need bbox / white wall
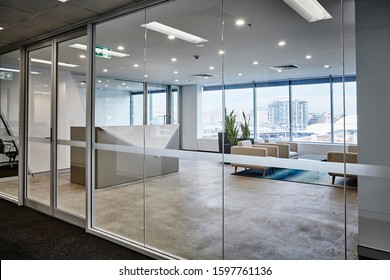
[29,71,86,173]
[181,85,202,150]
[356,0,390,256]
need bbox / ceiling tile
[0,25,45,45]
[43,3,99,24]
[20,14,70,33]
[69,0,140,14]
[0,5,32,26]
[0,0,59,13]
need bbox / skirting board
[358,245,390,260]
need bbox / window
[225,87,254,138]
[256,85,290,141]
[291,82,331,142]
[333,81,357,143]
[202,78,357,143]
[202,89,222,138]
[148,90,166,125]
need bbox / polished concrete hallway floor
[0,159,358,260]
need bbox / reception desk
[71,124,180,188]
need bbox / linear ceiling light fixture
[31,58,79,68]
[141,21,208,44]
[68,43,130,58]
[283,0,332,22]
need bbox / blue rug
[233,168,357,187]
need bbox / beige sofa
[256,142,290,158]
[255,141,298,158]
[230,140,279,175]
[327,151,357,184]
[276,141,298,158]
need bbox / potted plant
[218,108,239,153]
[240,112,251,140]
[225,109,240,146]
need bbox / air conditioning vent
[269,64,300,71]
[191,73,216,77]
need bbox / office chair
[0,139,18,167]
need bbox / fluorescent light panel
[31,58,79,68]
[141,21,208,44]
[0,67,19,73]
[68,43,129,58]
[283,0,332,22]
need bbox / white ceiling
[0,0,356,88]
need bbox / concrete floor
[0,159,358,260]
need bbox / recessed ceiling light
[117,46,124,51]
[103,69,108,72]
[106,80,110,82]
[104,85,108,87]
[305,55,312,59]
[80,82,85,85]
[57,0,68,2]
[168,35,175,40]
[97,80,102,83]
[69,43,130,58]
[253,61,259,65]
[175,79,179,82]
[122,83,126,85]
[218,50,225,55]
[210,66,214,70]
[278,41,286,46]
[144,74,148,78]
[283,0,332,22]
[195,44,204,48]
[238,73,243,76]
[174,71,178,74]
[79,54,86,59]
[236,19,245,26]
[0,27,4,31]
[278,69,283,73]
[204,77,209,80]
[171,57,177,62]
[141,21,208,44]
[324,64,331,68]
[134,64,139,68]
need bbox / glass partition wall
[24,32,87,225]
[0,50,20,200]
[87,0,357,259]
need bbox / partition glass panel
[27,45,52,205]
[89,0,358,259]
[0,50,20,199]
[93,8,147,244]
[56,35,87,217]
[223,0,356,259]
[143,0,223,258]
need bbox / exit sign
[95,45,111,59]
[0,71,13,80]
